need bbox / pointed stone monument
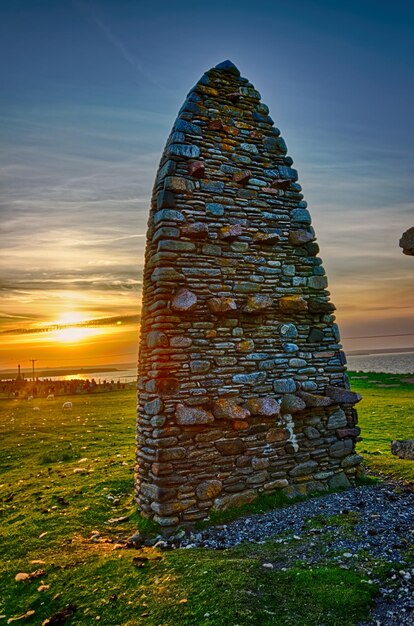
[136,61,362,529]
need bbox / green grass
[349,371,414,483]
[0,373,412,625]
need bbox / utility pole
[29,359,38,381]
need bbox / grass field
[0,373,412,625]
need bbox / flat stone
[214,60,241,76]
[245,397,280,417]
[157,447,187,462]
[329,440,353,458]
[232,371,266,385]
[146,377,180,396]
[289,461,318,477]
[200,180,225,193]
[206,203,225,216]
[327,409,348,429]
[144,398,163,416]
[241,142,259,154]
[289,229,315,246]
[157,190,176,209]
[154,209,185,225]
[212,398,251,421]
[283,343,299,353]
[146,331,168,348]
[158,239,195,252]
[215,438,246,456]
[253,231,281,244]
[273,378,296,394]
[167,143,200,158]
[308,327,324,343]
[336,427,361,439]
[279,296,308,313]
[175,404,214,425]
[188,160,205,178]
[242,294,273,314]
[181,222,209,238]
[279,323,298,339]
[308,275,328,290]
[213,489,257,511]
[328,472,351,489]
[208,297,237,314]
[291,208,311,224]
[281,394,306,414]
[266,428,289,443]
[298,391,332,407]
[236,339,255,352]
[171,288,198,312]
[264,479,289,491]
[196,480,222,500]
[151,267,184,282]
[391,440,414,460]
[308,299,336,313]
[341,454,363,468]
[164,176,194,193]
[169,335,192,348]
[174,119,202,136]
[190,360,211,374]
[325,385,362,404]
[303,426,320,439]
[219,223,243,239]
[233,170,252,184]
[263,136,287,154]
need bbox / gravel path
[176,481,414,625]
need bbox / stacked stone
[136,60,362,529]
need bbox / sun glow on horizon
[51,326,103,344]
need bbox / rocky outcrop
[391,440,414,460]
[136,60,362,528]
[399,227,414,256]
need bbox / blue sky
[1,0,413,367]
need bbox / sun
[52,327,102,344]
[50,312,102,344]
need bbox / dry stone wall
[136,60,362,529]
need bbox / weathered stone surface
[279,323,298,339]
[245,397,280,417]
[273,378,296,394]
[212,398,251,421]
[213,490,256,511]
[242,294,273,314]
[329,440,353,458]
[175,404,214,425]
[215,438,246,455]
[281,394,306,414]
[208,297,237,314]
[325,385,362,404]
[289,461,318,477]
[391,440,414,460]
[266,427,289,443]
[328,472,351,489]
[399,227,414,255]
[278,296,308,313]
[233,169,252,184]
[144,398,163,416]
[233,372,266,385]
[181,222,209,238]
[196,480,222,500]
[298,391,332,408]
[146,331,168,348]
[171,288,198,312]
[219,223,243,239]
[289,229,315,246]
[327,409,348,430]
[136,60,361,529]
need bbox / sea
[41,351,414,381]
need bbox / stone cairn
[136,60,362,530]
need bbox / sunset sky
[1,0,413,373]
